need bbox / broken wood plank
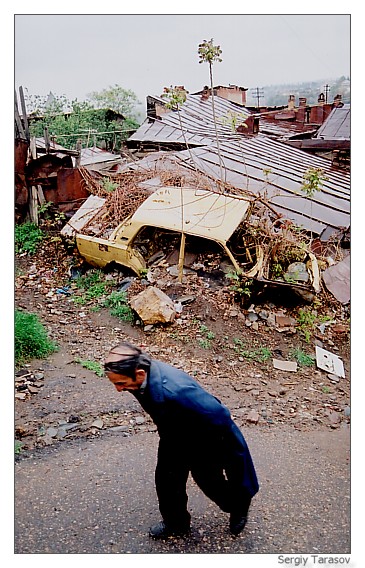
[37,185,46,206]
[19,86,30,142]
[29,186,39,225]
[14,93,26,139]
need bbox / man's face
[105,349,146,392]
[106,369,146,392]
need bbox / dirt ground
[14,237,351,453]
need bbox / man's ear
[135,369,147,383]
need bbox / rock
[247,312,258,322]
[246,409,260,424]
[228,308,240,318]
[130,287,176,325]
[109,425,129,432]
[177,295,195,305]
[284,262,309,283]
[91,419,103,429]
[56,428,68,439]
[273,359,298,372]
[328,373,340,383]
[15,393,27,400]
[135,416,146,425]
[328,411,341,425]
[275,315,297,328]
[46,427,58,438]
[34,372,44,380]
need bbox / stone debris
[246,409,260,424]
[273,359,298,372]
[129,286,177,325]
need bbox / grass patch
[15,309,58,367]
[233,338,272,362]
[102,291,135,322]
[15,222,44,254]
[73,269,112,305]
[196,324,215,349]
[75,358,104,377]
[289,348,315,367]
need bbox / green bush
[15,222,44,254]
[15,310,58,366]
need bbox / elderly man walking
[105,341,259,539]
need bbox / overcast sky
[14,13,350,112]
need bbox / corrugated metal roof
[128,94,251,147]
[259,116,318,140]
[35,137,71,159]
[315,105,350,140]
[79,146,122,166]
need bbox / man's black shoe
[229,513,247,536]
[149,521,191,539]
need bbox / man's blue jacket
[133,359,259,498]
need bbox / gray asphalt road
[15,425,350,556]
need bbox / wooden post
[178,233,186,283]
[44,127,50,153]
[75,139,82,167]
[37,185,46,206]
[29,136,37,159]
[19,86,30,142]
[29,186,38,225]
[14,92,26,139]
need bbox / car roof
[130,187,250,243]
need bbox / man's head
[104,341,151,392]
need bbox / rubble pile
[15,230,350,452]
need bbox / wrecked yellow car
[62,187,253,274]
[61,185,320,299]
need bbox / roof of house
[314,105,350,140]
[128,94,251,147]
[126,90,350,238]
[78,146,122,167]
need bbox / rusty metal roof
[35,137,71,159]
[128,94,251,147]
[259,116,319,140]
[314,105,350,140]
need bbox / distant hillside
[246,76,350,107]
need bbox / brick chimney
[333,94,343,107]
[200,85,210,101]
[297,98,308,123]
[237,115,259,135]
[288,95,295,110]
